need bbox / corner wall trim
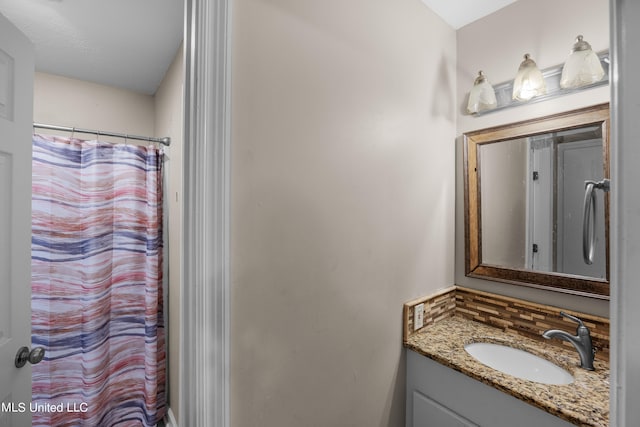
[180,0,232,426]
[165,408,179,427]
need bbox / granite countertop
[405,316,609,427]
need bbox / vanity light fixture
[512,54,546,101]
[468,51,609,116]
[467,71,498,114]
[560,35,605,89]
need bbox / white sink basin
[464,342,574,385]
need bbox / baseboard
[164,407,178,427]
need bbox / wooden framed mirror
[463,103,609,299]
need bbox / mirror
[464,103,609,298]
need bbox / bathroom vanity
[408,105,612,425]
[403,287,610,427]
[407,349,573,427]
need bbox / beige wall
[480,139,527,268]
[230,0,456,425]
[33,72,155,139]
[455,0,610,316]
[154,43,184,422]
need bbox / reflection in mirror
[480,125,605,278]
[464,104,609,298]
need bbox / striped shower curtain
[30,134,166,427]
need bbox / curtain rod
[33,123,171,146]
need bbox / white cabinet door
[412,390,478,427]
[406,350,574,427]
[0,11,34,427]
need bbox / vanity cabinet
[406,350,573,427]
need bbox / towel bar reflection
[582,178,609,264]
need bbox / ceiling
[0,0,513,95]
[0,0,184,95]
[420,0,519,29]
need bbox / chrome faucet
[542,312,595,371]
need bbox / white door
[0,12,35,427]
[556,139,605,278]
[527,136,554,272]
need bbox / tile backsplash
[404,286,610,361]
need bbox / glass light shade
[560,35,605,89]
[467,71,497,114]
[512,54,546,101]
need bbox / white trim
[180,0,232,426]
[610,0,640,424]
[609,0,619,422]
[164,408,179,427]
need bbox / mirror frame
[463,103,610,299]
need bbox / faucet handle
[560,311,586,328]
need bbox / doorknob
[15,346,46,368]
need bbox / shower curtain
[30,134,166,427]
